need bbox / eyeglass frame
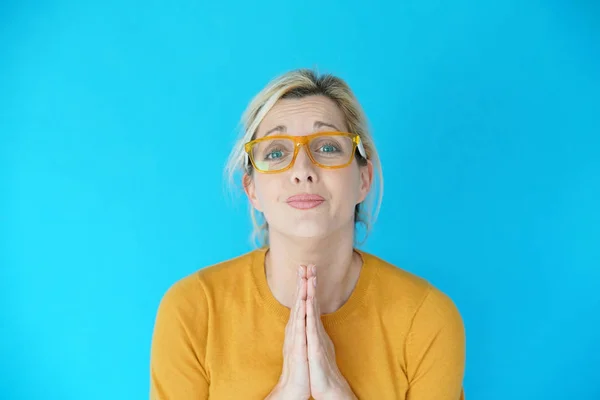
[244,131,368,174]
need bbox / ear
[243,173,264,213]
[357,160,374,203]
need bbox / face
[244,95,373,239]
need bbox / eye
[265,149,284,160]
[318,143,340,153]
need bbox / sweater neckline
[250,247,374,328]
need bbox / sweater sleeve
[405,285,466,400]
[150,276,210,400]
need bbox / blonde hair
[224,68,384,247]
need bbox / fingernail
[313,276,317,287]
[311,265,316,274]
[298,266,302,277]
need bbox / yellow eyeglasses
[244,131,368,174]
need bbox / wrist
[265,385,284,400]
[266,384,309,400]
[322,387,357,400]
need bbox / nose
[290,145,318,184]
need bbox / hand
[306,266,357,400]
[266,265,311,400]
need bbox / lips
[286,193,325,210]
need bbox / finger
[295,277,307,353]
[288,266,304,347]
[310,277,329,350]
[301,265,311,299]
[313,275,321,318]
[306,270,315,301]
[313,292,335,361]
[306,272,319,327]
[288,266,302,326]
[307,295,328,382]
[312,281,327,340]
[311,276,322,331]
[296,265,307,314]
[306,294,316,354]
[306,263,315,280]
[306,278,319,353]
[295,265,304,302]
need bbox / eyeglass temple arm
[356,137,367,159]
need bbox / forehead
[256,95,347,138]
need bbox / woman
[150,69,466,400]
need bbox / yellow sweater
[150,248,466,400]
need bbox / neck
[264,224,362,314]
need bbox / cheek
[253,176,282,206]
[324,169,362,204]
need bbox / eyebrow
[264,121,341,137]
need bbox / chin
[276,220,332,239]
[291,225,331,239]
[267,208,353,239]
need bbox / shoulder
[359,250,463,327]
[156,249,259,313]
[360,250,430,305]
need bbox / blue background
[1,0,599,399]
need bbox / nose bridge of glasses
[290,137,317,168]
[294,135,310,147]
[293,136,312,157]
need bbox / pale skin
[243,95,374,400]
